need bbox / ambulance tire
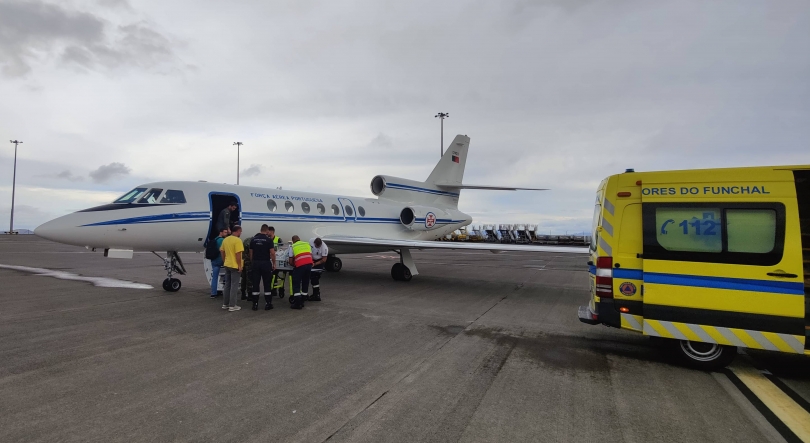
[671,339,736,370]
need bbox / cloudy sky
[1,0,808,233]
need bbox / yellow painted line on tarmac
[729,362,810,442]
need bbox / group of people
[208,202,328,312]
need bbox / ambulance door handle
[767,272,798,278]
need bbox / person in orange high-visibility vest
[287,235,313,309]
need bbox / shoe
[291,304,303,310]
[229,306,242,312]
[265,303,273,310]
[221,305,228,310]
[252,302,258,311]
[308,294,321,302]
[210,294,217,299]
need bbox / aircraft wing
[321,236,589,254]
[433,183,549,191]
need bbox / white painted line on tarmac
[0,264,153,289]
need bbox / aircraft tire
[166,278,182,292]
[326,256,342,272]
[391,263,412,282]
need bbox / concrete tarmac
[0,236,807,442]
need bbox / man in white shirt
[308,237,328,301]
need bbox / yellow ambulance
[578,166,809,369]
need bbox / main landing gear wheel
[162,278,182,292]
[391,263,412,282]
[325,256,342,272]
[669,339,737,370]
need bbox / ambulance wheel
[326,256,342,272]
[163,278,181,292]
[391,263,412,282]
[672,339,736,370]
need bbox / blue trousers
[210,262,223,295]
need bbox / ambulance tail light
[595,256,613,298]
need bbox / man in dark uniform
[249,224,277,311]
[217,201,238,234]
[308,237,328,301]
[240,231,254,300]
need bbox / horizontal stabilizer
[434,183,549,191]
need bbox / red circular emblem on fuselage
[425,212,436,228]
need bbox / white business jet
[35,135,587,291]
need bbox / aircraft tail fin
[426,135,470,186]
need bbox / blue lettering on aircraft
[250,193,323,203]
[642,185,769,196]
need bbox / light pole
[233,142,243,185]
[435,112,449,157]
[7,140,22,234]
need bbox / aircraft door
[338,198,357,222]
[208,193,242,243]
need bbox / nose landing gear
[153,251,187,292]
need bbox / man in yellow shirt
[220,225,244,312]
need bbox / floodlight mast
[7,140,22,234]
[233,142,243,185]
[435,112,449,157]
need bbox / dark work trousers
[251,260,274,304]
[291,264,313,308]
[310,263,324,295]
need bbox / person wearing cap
[308,237,328,301]
[217,201,238,234]
[287,235,313,309]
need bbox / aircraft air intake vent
[370,176,386,196]
[400,207,415,227]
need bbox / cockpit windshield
[113,187,147,204]
[137,188,164,204]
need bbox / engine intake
[399,205,447,231]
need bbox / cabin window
[159,190,186,204]
[113,187,147,204]
[317,203,326,215]
[137,188,163,204]
[726,209,776,253]
[267,200,277,212]
[345,205,353,216]
[301,202,311,214]
[285,201,294,213]
[358,206,366,217]
[331,204,340,215]
[642,202,786,266]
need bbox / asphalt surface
[0,236,808,443]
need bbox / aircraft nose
[35,216,71,243]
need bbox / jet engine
[400,206,453,231]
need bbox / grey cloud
[369,133,393,148]
[240,164,262,177]
[55,170,84,182]
[89,162,131,183]
[0,0,179,77]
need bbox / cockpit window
[137,188,164,204]
[160,190,187,204]
[113,187,148,204]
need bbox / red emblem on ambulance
[619,282,637,296]
[425,212,436,228]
